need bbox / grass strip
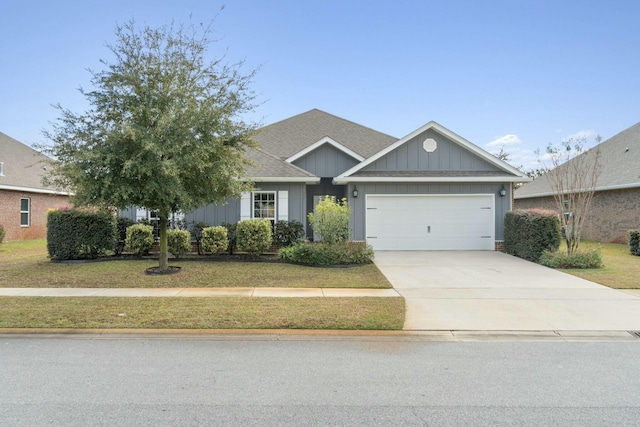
[0,297,405,330]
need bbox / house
[0,132,71,241]
[126,109,529,250]
[515,121,640,243]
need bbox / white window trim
[252,191,277,221]
[20,197,30,227]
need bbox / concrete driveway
[374,251,640,331]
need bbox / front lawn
[0,239,391,289]
[559,241,640,289]
[0,297,405,330]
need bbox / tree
[43,20,258,272]
[539,137,601,255]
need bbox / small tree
[539,137,601,255]
[42,19,258,272]
[308,196,350,244]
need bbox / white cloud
[562,129,597,142]
[486,134,522,148]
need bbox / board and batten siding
[346,182,511,242]
[361,129,501,173]
[292,144,360,177]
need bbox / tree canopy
[43,20,258,270]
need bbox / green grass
[0,297,405,330]
[558,241,640,289]
[0,239,391,289]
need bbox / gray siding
[184,182,307,226]
[347,182,512,242]
[292,144,360,177]
[362,129,501,173]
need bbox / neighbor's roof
[252,109,397,160]
[516,121,640,199]
[0,132,63,194]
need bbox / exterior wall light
[499,185,507,197]
[352,186,359,198]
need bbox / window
[20,198,30,227]
[253,192,276,221]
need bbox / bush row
[630,230,640,256]
[278,242,374,266]
[504,209,561,262]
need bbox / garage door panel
[366,195,494,251]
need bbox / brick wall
[0,189,71,242]
[514,187,640,243]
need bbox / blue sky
[1,0,639,170]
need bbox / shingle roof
[516,121,640,198]
[244,146,318,180]
[0,132,58,192]
[252,109,397,160]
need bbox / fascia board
[337,121,528,179]
[242,177,321,184]
[286,137,365,163]
[333,176,532,185]
[0,184,71,195]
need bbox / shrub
[167,229,191,259]
[273,220,305,247]
[504,209,561,262]
[236,219,272,257]
[190,222,209,255]
[221,222,237,254]
[630,230,640,256]
[201,226,229,255]
[0,224,5,244]
[278,241,374,266]
[308,196,350,244]
[115,217,135,255]
[539,249,603,269]
[47,209,117,260]
[124,224,154,257]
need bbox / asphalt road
[2,334,640,426]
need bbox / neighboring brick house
[515,122,640,243]
[0,132,71,242]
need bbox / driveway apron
[374,251,640,331]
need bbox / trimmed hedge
[278,242,374,266]
[539,249,603,269]
[273,220,305,247]
[630,230,640,256]
[47,209,117,260]
[201,226,229,255]
[236,219,272,257]
[504,209,561,262]
[167,229,191,259]
[124,224,154,257]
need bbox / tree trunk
[158,212,169,271]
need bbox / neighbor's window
[0,162,4,176]
[20,198,30,226]
[253,192,276,221]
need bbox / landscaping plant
[504,209,561,262]
[167,229,191,259]
[279,241,374,266]
[539,248,603,269]
[629,230,640,256]
[124,224,154,257]
[201,226,229,255]
[236,219,272,257]
[307,196,350,244]
[272,220,305,247]
[47,208,116,260]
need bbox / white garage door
[366,194,495,250]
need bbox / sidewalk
[0,287,401,298]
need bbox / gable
[360,128,502,173]
[291,142,361,177]
[0,132,61,193]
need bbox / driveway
[374,251,640,331]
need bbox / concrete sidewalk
[374,251,640,332]
[0,287,400,298]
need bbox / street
[2,334,640,426]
